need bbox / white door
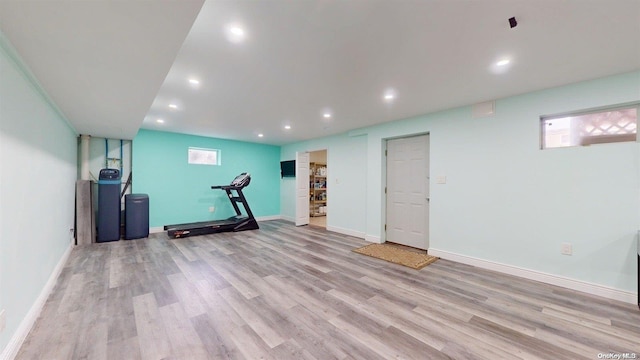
[295,152,310,226]
[386,135,430,249]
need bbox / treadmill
[164,173,259,238]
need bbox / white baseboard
[280,215,295,223]
[326,225,365,239]
[256,215,282,222]
[1,244,73,360]
[365,234,383,244]
[149,226,164,234]
[428,248,637,305]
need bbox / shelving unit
[309,162,327,217]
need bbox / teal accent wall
[282,70,640,294]
[133,129,280,227]
[0,33,77,353]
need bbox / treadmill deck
[164,217,247,231]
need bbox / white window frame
[188,147,221,165]
[540,102,639,150]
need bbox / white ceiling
[2,1,639,145]
[0,0,205,139]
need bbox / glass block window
[541,104,638,149]
[188,147,221,165]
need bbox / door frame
[382,133,430,248]
[295,148,329,226]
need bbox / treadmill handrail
[211,184,243,190]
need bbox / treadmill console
[230,173,251,188]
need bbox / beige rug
[353,243,438,270]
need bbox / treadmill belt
[165,218,246,231]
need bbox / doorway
[309,150,327,228]
[295,149,328,227]
[385,134,430,250]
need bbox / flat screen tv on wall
[280,160,295,178]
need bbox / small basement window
[541,103,639,149]
[188,147,221,165]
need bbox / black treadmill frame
[164,177,259,238]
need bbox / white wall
[281,133,367,237]
[281,70,640,296]
[0,33,77,354]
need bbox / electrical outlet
[209,206,215,213]
[561,242,573,255]
[0,309,6,333]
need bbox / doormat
[353,243,438,270]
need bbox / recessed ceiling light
[258,133,264,137]
[225,24,247,43]
[189,79,200,85]
[284,125,291,130]
[169,104,178,109]
[323,113,332,118]
[490,57,514,74]
[383,88,397,102]
[157,119,165,123]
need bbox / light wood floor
[309,215,326,228]
[16,220,640,359]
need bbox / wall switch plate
[561,243,573,255]
[209,206,215,213]
[0,309,6,333]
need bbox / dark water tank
[97,169,121,242]
[125,194,149,240]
